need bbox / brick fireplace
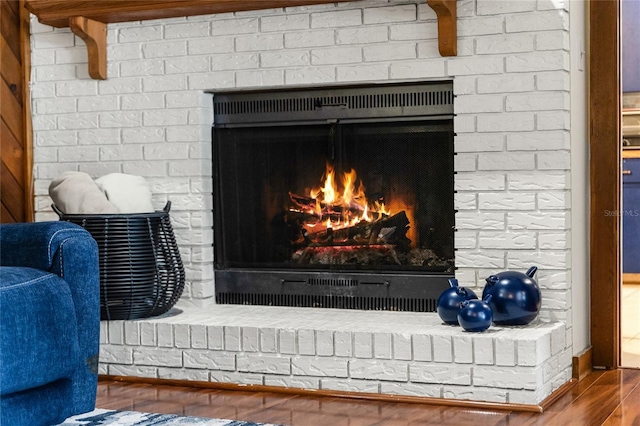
[29,0,587,407]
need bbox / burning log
[288,191,388,220]
[289,192,319,209]
[304,211,411,247]
[371,210,410,245]
[306,221,373,245]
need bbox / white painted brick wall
[30,0,578,404]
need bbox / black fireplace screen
[212,82,455,312]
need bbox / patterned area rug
[58,408,282,425]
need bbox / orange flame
[321,165,336,204]
[304,163,390,232]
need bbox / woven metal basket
[54,201,185,320]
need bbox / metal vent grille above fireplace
[213,82,453,126]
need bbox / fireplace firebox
[212,82,455,312]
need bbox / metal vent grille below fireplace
[308,278,358,287]
[216,292,438,312]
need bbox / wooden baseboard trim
[539,378,577,411]
[623,273,640,285]
[99,374,575,414]
[573,347,593,381]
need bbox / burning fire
[297,163,390,233]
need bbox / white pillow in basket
[49,171,118,214]
[95,173,155,213]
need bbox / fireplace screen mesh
[212,82,455,312]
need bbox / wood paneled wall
[1,0,33,223]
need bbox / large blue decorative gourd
[457,295,493,332]
[482,266,541,326]
[436,278,478,325]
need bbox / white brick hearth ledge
[99,303,572,408]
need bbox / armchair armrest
[0,221,92,271]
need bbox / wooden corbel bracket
[69,16,107,80]
[426,0,457,56]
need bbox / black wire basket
[53,201,185,320]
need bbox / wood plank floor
[96,369,640,425]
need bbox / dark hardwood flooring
[96,369,640,425]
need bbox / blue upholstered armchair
[0,222,101,426]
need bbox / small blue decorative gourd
[436,278,478,325]
[457,295,493,332]
[482,266,541,326]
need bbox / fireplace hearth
[213,82,455,312]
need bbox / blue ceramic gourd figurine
[482,266,541,326]
[457,295,493,332]
[436,278,478,325]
